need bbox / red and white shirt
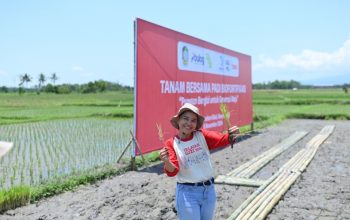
[164,129,230,183]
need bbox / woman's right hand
[159,147,169,163]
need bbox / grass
[0,92,134,125]
[252,89,350,129]
[0,186,31,213]
[253,88,350,105]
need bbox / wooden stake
[116,139,133,163]
[129,130,147,167]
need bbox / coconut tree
[38,73,46,94]
[50,72,58,85]
[19,73,32,87]
[18,73,31,94]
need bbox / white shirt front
[173,131,214,183]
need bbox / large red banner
[135,18,252,154]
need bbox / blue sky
[1,0,350,87]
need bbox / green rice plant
[0,119,133,189]
[220,103,232,128]
[0,91,134,125]
[0,185,30,213]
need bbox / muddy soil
[2,119,349,220]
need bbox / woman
[159,103,239,220]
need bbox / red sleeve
[200,129,230,150]
[163,138,179,177]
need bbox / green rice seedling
[220,103,232,128]
[0,185,30,213]
[0,119,133,189]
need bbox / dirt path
[2,119,349,220]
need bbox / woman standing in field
[159,103,239,220]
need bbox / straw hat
[170,103,205,130]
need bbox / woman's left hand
[228,126,240,143]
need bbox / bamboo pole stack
[215,131,308,186]
[227,125,335,220]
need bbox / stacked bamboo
[227,125,335,220]
[215,131,308,186]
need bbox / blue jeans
[175,183,216,220]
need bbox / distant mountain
[301,73,350,86]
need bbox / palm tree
[50,72,58,85]
[19,73,32,88]
[38,73,46,93]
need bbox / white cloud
[70,65,96,80]
[254,38,350,71]
[72,65,84,71]
[0,69,9,76]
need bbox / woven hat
[170,103,205,130]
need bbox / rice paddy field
[0,88,349,204]
[0,119,132,188]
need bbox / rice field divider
[227,125,335,220]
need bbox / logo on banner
[191,54,205,65]
[206,54,212,68]
[178,41,239,77]
[182,46,189,66]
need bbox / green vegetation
[0,91,133,125]
[251,88,350,130]
[0,88,349,213]
[0,186,30,213]
[253,80,302,89]
[0,119,133,188]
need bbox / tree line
[253,80,349,93]
[0,73,132,94]
[0,75,348,94]
[253,80,304,89]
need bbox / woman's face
[178,111,198,138]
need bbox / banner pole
[131,18,138,169]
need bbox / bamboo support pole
[227,171,281,220]
[236,172,290,220]
[247,173,298,220]
[228,131,307,178]
[228,125,335,220]
[215,175,265,187]
[239,147,295,178]
[242,146,312,219]
[245,151,306,219]
[230,148,280,176]
[279,149,306,171]
[229,145,284,176]
[253,173,299,220]
[257,173,299,220]
[241,155,304,219]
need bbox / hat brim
[170,109,204,130]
